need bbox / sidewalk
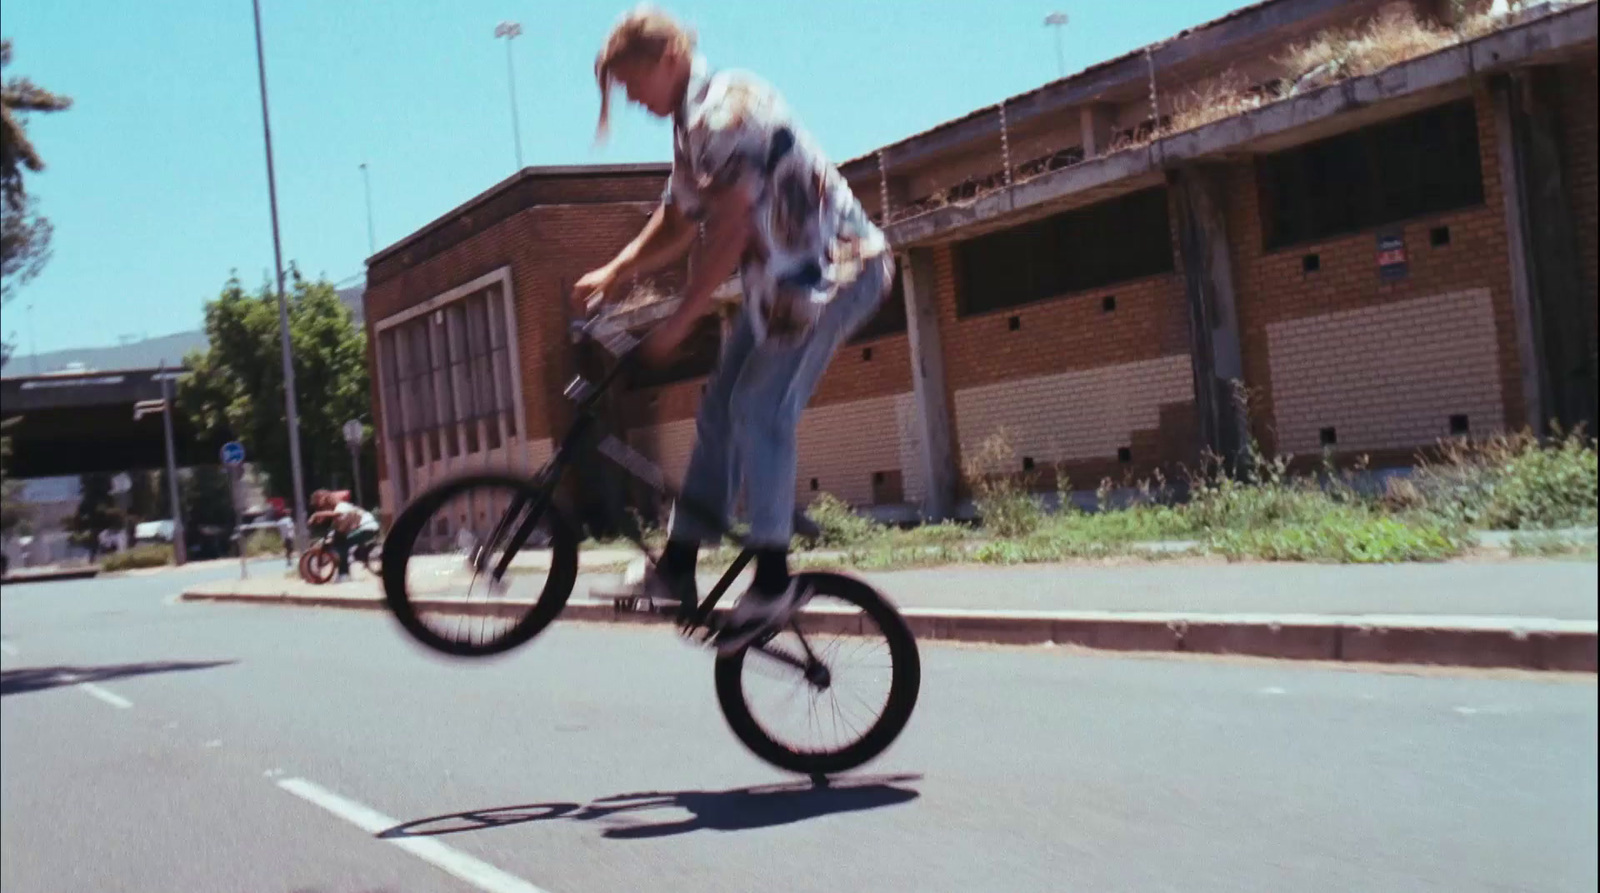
[180,554,1597,671]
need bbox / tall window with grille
[376,283,522,508]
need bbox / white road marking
[0,641,17,656]
[78,683,133,709]
[1454,705,1511,716]
[1258,686,1286,695]
[276,778,554,893]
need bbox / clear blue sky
[5,0,1238,354]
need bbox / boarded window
[849,264,908,343]
[955,187,1175,316]
[1257,99,1485,249]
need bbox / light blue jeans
[668,254,894,547]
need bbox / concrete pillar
[1492,68,1596,434]
[899,247,958,520]
[1491,73,1548,433]
[1080,104,1116,159]
[1168,164,1248,468]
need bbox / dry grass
[1280,4,1457,89]
[884,0,1551,225]
[1167,72,1275,135]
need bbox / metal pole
[231,465,246,580]
[359,162,376,256]
[159,369,186,566]
[1044,13,1068,79]
[506,38,523,169]
[350,442,364,507]
[27,305,39,374]
[496,22,524,170]
[252,0,310,551]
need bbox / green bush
[1209,509,1464,563]
[1047,504,1194,543]
[885,522,972,546]
[973,485,1045,538]
[102,543,173,571]
[804,492,882,548]
[1412,429,1599,530]
[964,432,1046,538]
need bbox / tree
[1,39,72,303]
[182,465,237,558]
[124,469,172,528]
[66,472,124,561]
[1,424,28,539]
[1,195,52,300]
[179,271,374,503]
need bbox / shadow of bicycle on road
[379,773,922,841]
[0,660,236,697]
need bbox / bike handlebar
[570,305,643,362]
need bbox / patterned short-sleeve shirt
[664,55,889,343]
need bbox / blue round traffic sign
[221,441,246,466]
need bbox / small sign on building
[1377,231,1408,281]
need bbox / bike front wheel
[714,572,921,776]
[300,546,336,585]
[381,473,577,657]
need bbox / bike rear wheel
[381,473,577,657]
[714,572,920,776]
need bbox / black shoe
[593,558,696,621]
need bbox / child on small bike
[572,5,894,653]
[308,489,380,583]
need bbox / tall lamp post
[359,162,376,256]
[1044,12,1069,79]
[251,0,310,549]
[133,365,186,566]
[494,21,525,170]
[342,419,365,507]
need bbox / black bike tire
[381,473,578,658]
[304,548,337,585]
[713,571,921,776]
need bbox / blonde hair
[594,4,696,141]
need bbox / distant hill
[3,285,365,376]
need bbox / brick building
[363,0,1598,527]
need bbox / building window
[376,282,521,504]
[849,265,908,343]
[1257,99,1485,250]
[954,187,1175,317]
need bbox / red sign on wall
[1377,231,1408,281]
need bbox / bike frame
[486,315,820,650]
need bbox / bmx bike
[379,313,920,776]
[299,525,382,585]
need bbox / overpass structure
[0,367,224,478]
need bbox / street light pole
[27,304,38,374]
[137,365,187,566]
[359,162,376,256]
[251,0,310,550]
[1044,12,1069,79]
[494,21,525,170]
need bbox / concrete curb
[2,567,101,585]
[179,588,1597,673]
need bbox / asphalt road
[2,569,1595,893]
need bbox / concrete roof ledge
[885,2,1597,248]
